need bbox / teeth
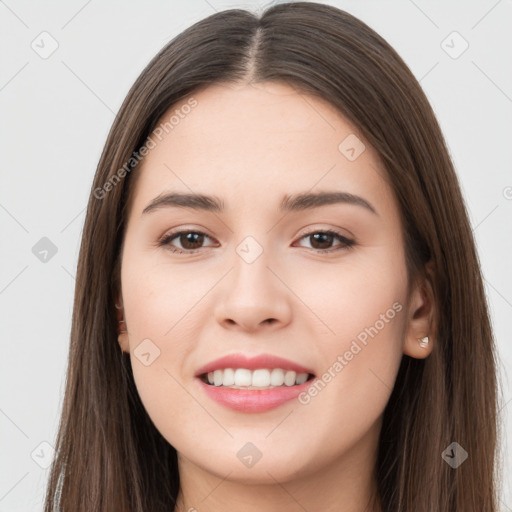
[203,368,310,388]
[284,371,296,386]
[234,368,252,387]
[295,372,308,385]
[270,368,284,386]
[223,368,235,386]
[252,369,270,387]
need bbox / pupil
[312,233,332,249]
[182,232,203,249]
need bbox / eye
[158,230,217,254]
[295,229,355,253]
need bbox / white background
[1,0,511,510]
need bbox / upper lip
[195,353,315,377]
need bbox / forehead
[128,81,394,217]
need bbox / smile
[195,353,317,412]
[200,368,313,389]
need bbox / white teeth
[203,368,310,388]
[270,368,285,386]
[213,369,223,387]
[222,368,235,386]
[234,368,252,387]
[284,370,297,386]
[252,369,270,387]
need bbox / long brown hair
[44,3,502,511]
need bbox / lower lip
[197,377,314,413]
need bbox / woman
[44,2,501,511]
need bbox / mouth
[199,368,316,390]
[195,354,317,412]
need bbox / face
[118,81,419,484]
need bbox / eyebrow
[142,190,378,216]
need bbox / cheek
[290,250,407,441]
[120,238,211,351]
[121,272,204,452]
[288,246,407,404]
[119,241,241,444]
[291,240,408,347]
[319,266,407,357]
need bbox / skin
[117,81,434,512]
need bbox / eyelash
[157,228,355,255]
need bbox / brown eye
[159,230,215,254]
[297,230,355,253]
[176,232,205,250]
[309,232,334,250]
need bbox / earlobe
[404,334,433,359]
[403,262,436,359]
[118,332,130,353]
[115,294,130,353]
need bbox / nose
[213,249,292,333]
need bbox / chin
[179,433,319,484]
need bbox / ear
[403,260,436,359]
[115,292,130,353]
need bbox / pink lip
[195,353,316,413]
[195,353,314,376]
[198,378,315,413]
